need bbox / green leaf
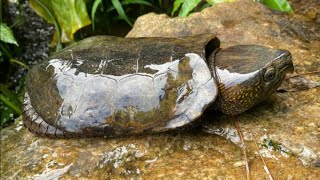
[122,0,153,6]
[178,0,201,17]
[107,0,153,12]
[29,0,91,45]
[0,23,18,46]
[206,0,237,5]
[51,0,91,42]
[29,0,62,51]
[200,2,211,10]
[29,0,56,24]
[261,0,293,13]
[111,0,133,26]
[91,0,102,31]
[171,0,184,16]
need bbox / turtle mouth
[272,51,294,89]
[280,61,294,74]
[275,59,294,88]
[277,50,294,74]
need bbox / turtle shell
[23,34,220,137]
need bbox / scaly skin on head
[210,45,294,116]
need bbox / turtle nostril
[284,51,292,61]
[278,50,291,59]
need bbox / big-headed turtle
[22,34,293,138]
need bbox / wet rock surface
[1,0,320,179]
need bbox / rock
[233,160,245,168]
[1,0,320,178]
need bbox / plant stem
[0,43,13,58]
[9,58,30,69]
[252,132,274,180]
[235,122,251,180]
[0,94,22,115]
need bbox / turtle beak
[277,50,294,74]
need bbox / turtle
[22,34,294,138]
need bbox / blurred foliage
[0,82,24,127]
[29,0,92,51]
[172,0,292,17]
[29,0,293,46]
[89,0,161,34]
[171,0,201,17]
[257,0,293,13]
[29,0,161,47]
[0,26,27,128]
[0,1,29,128]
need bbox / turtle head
[211,45,293,116]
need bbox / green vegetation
[262,136,290,155]
[29,0,91,51]
[257,0,293,13]
[0,22,28,127]
[29,0,159,48]
[0,0,293,128]
[29,0,292,45]
[0,23,19,46]
[172,0,292,17]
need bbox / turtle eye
[264,67,275,82]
